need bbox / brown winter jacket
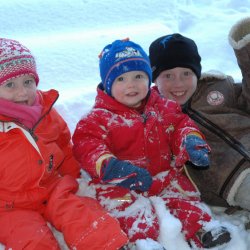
[184,17,250,207]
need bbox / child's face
[155,67,197,105]
[0,74,37,105]
[111,71,149,108]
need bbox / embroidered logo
[160,34,173,48]
[115,47,142,59]
[207,91,224,106]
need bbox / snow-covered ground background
[1,0,250,249]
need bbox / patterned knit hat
[0,38,39,85]
[99,38,152,96]
[149,33,201,81]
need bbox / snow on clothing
[73,86,211,244]
[180,17,250,209]
[0,89,127,250]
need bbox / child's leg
[159,172,231,248]
[95,184,159,242]
[159,172,211,240]
[0,209,60,250]
[44,175,128,250]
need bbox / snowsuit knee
[44,175,127,249]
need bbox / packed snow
[1,0,250,249]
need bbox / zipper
[48,154,54,171]
[141,113,148,123]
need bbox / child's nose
[174,76,185,86]
[127,79,136,87]
[17,85,28,96]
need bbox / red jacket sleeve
[52,108,81,178]
[72,110,113,178]
[160,99,206,156]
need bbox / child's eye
[5,82,14,88]
[24,79,35,85]
[183,70,193,77]
[135,74,143,79]
[117,76,124,82]
[165,73,173,79]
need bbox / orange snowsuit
[0,89,127,250]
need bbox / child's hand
[176,135,210,168]
[101,157,152,191]
[184,135,210,167]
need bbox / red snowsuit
[73,87,211,243]
[0,89,127,250]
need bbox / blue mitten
[183,135,210,168]
[101,157,152,192]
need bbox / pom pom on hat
[0,38,39,85]
[99,38,152,96]
[149,33,201,81]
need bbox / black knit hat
[149,33,201,81]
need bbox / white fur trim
[200,70,228,81]
[226,168,250,206]
[228,16,250,50]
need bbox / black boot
[200,226,231,248]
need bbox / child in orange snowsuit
[0,38,127,250]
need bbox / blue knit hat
[99,38,152,96]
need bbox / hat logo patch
[207,91,224,106]
[160,35,173,48]
[115,47,142,60]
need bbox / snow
[1,0,250,249]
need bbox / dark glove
[175,134,210,169]
[183,135,210,168]
[101,157,152,192]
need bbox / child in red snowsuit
[73,39,231,248]
[0,38,127,250]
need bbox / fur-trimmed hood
[229,16,250,50]
[200,70,230,81]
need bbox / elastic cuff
[187,132,202,138]
[96,154,114,176]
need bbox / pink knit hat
[0,38,39,85]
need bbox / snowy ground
[1,0,250,249]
